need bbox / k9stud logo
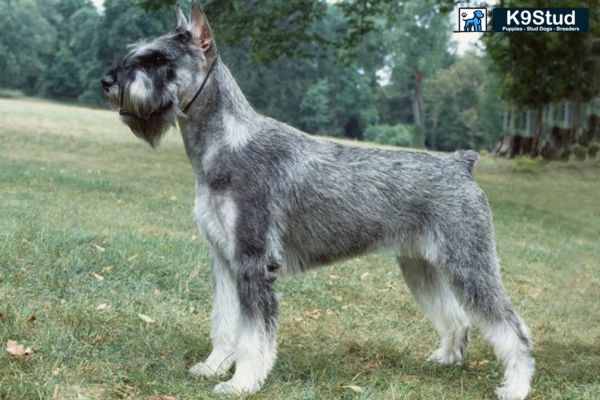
[493,8,589,32]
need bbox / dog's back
[245,120,487,274]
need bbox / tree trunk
[532,105,544,156]
[547,103,554,128]
[573,94,582,138]
[509,106,517,133]
[430,115,438,149]
[525,108,532,136]
[412,69,425,148]
[564,100,571,128]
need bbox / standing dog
[101,2,534,399]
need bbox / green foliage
[44,47,82,100]
[364,124,415,147]
[375,0,455,148]
[573,144,587,161]
[140,0,330,62]
[484,0,600,108]
[4,0,589,153]
[588,143,599,158]
[139,0,462,62]
[509,156,544,173]
[0,0,56,93]
[299,79,331,134]
[424,53,505,151]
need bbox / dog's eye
[153,54,167,63]
[139,53,168,68]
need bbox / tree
[0,0,56,93]
[219,5,380,138]
[299,79,331,134]
[484,0,599,146]
[38,0,101,101]
[138,0,463,62]
[99,0,173,67]
[379,0,455,148]
[44,47,82,99]
[424,53,505,151]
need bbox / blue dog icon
[463,10,485,31]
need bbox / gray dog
[101,2,534,399]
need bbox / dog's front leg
[189,251,238,377]
[214,254,279,395]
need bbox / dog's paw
[427,347,463,365]
[495,384,530,400]
[213,380,259,395]
[189,361,228,378]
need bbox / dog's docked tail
[453,150,479,174]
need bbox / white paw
[189,361,229,377]
[214,380,259,395]
[427,347,463,365]
[495,384,530,400]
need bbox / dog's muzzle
[119,101,174,119]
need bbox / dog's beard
[119,103,178,148]
[110,71,180,147]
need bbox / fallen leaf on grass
[6,340,34,359]
[128,254,139,261]
[153,289,162,299]
[150,396,178,400]
[0,311,4,319]
[52,367,61,376]
[92,272,104,281]
[90,335,107,345]
[92,243,106,252]
[27,314,36,322]
[470,359,490,370]
[307,309,321,320]
[343,385,364,393]
[101,266,113,273]
[360,272,371,281]
[138,313,156,323]
[96,303,109,312]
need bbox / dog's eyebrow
[127,41,164,60]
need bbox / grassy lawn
[1,98,599,400]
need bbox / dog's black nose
[100,74,115,91]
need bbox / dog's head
[473,10,485,19]
[100,1,216,147]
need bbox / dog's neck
[178,59,257,175]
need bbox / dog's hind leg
[189,251,238,377]
[441,240,534,400]
[398,257,470,365]
[213,254,279,395]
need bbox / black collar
[182,56,218,114]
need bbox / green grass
[1,98,599,400]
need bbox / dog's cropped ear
[175,3,188,32]
[190,0,214,53]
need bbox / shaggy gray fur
[101,2,534,399]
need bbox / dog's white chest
[194,182,237,260]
